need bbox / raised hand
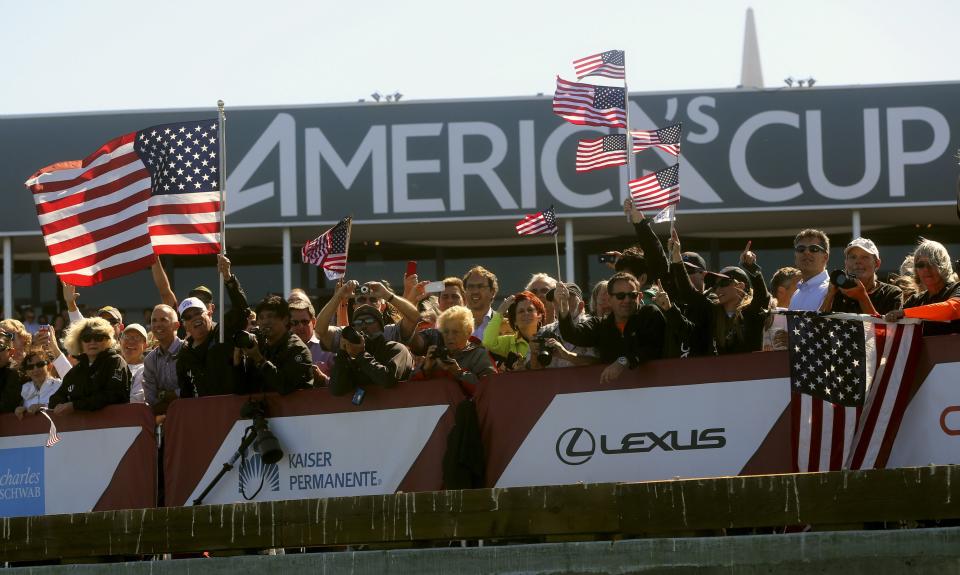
[623,198,644,224]
[740,240,757,270]
[668,228,682,263]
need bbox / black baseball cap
[681,251,707,272]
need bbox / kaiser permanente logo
[238,454,280,494]
[0,447,45,517]
[555,427,727,465]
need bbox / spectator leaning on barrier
[415,305,496,390]
[329,303,414,397]
[0,330,24,413]
[288,297,333,387]
[820,237,902,316]
[788,229,831,311]
[885,238,960,336]
[558,272,666,384]
[14,346,62,419]
[531,283,599,369]
[176,297,236,398]
[482,290,546,370]
[463,266,498,340]
[235,295,314,395]
[120,323,149,403]
[142,304,183,412]
[49,317,131,414]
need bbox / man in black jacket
[330,305,414,397]
[0,331,23,413]
[557,272,666,384]
[236,295,313,395]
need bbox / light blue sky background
[2,0,957,115]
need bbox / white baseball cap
[123,323,148,340]
[845,237,880,259]
[177,297,206,316]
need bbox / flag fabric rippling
[628,164,680,211]
[515,206,558,236]
[552,77,627,128]
[631,123,682,156]
[576,135,628,172]
[24,119,222,286]
[302,217,351,280]
[572,50,625,79]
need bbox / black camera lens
[341,326,364,345]
[829,269,858,290]
[233,329,259,349]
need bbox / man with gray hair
[820,237,902,316]
[142,304,183,413]
[288,295,332,386]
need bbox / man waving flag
[24,119,222,286]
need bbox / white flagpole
[217,100,226,343]
[554,231,563,283]
[622,51,636,223]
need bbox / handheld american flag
[302,217,351,280]
[515,206,558,236]
[787,313,921,472]
[40,409,61,447]
[553,76,626,129]
[24,120,222,286]
[628,164,680,211]
[631,123,682,157]
[573,50,625,80]
[576,135,628,173]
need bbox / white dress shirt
[788,270,830,311]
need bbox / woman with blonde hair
[885,238,960,335]
[0,319,32,362]
[48,317,130,415]
[416,305,496,391]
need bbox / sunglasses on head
[23,360,48,370]
[794,244,827,254]
[351,317,379,327]
[80,333,109,343]
[611,291,640,301]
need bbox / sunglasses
[354,296,378,304]
[794,244,827,254]
[23,361,48,370]
[351,317,379,328]
[715,278,736,288]
[914,261,931,269]
[101,317,120,326]
[80,333,109,343]
[289,319,312,327]
[611,291,640,301]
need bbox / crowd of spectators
[1,200,958,420]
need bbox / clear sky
[1,0,958,115]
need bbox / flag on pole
[24,120,222,286]
[576,135,628,172]
[631,123,682,156]
[553,77,627,129]
[302,217,351,280]
[573,50,625,80]
[786,313,921,472]
[653,204,675,223]
[515,206,558,236]
[40,409,61,447]
[628,164,680,211]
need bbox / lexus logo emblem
[556,427,596,465]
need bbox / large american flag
[302,217,351,279]
[573,50,625,79]
[24,120,222,286]
[576,135,628,173]
[553,77,627,129]
[631,123,682,157]
[787,313,921,472]
[628,164,680,211]
[515,206,558,236]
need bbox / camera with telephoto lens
[239,399,283,465]
[829,269,859,290]
[233,326,261,349]
[354,285,370,296]
[535,334,554,366]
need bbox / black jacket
[330,334,414,396]
[0,365,23,413]
[49,349,130,411]
[236,331,314,395]
[558,305,666,367]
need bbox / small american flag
[787,313,921,472]
[24,120,222,286]
[631,123,682,157]
[553,76,627,129]
[628,164,680,211]
[573,50,625,80]
[515,206,558,236]
[302,217,351,280]
[40,409,61,447]
[576,135,628,173]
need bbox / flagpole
[217,100,226,343]
[554,230,563,283]
[342,216,354,280]
[622,51,636,223]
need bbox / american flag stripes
[515,206,558,236]
[553,77,627,129]
[573,50,625,80]
[24,120,222,287]
[302,217,351,280]
[628,164,680,211]
[787,313,921,472]
[40,409,61,448]
[631,123,682,157]
[576,135,628,172]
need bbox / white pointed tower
[740,8,764,89]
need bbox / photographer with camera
[329,304,414,400]
[414,305,496,390]
[529,283,598,369]
[315,280,422,353]
[819,238,902,316]
[235,295,313,395]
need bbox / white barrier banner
[495,379,789,488]
[188,405,447,504]
[888,362,960,467]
